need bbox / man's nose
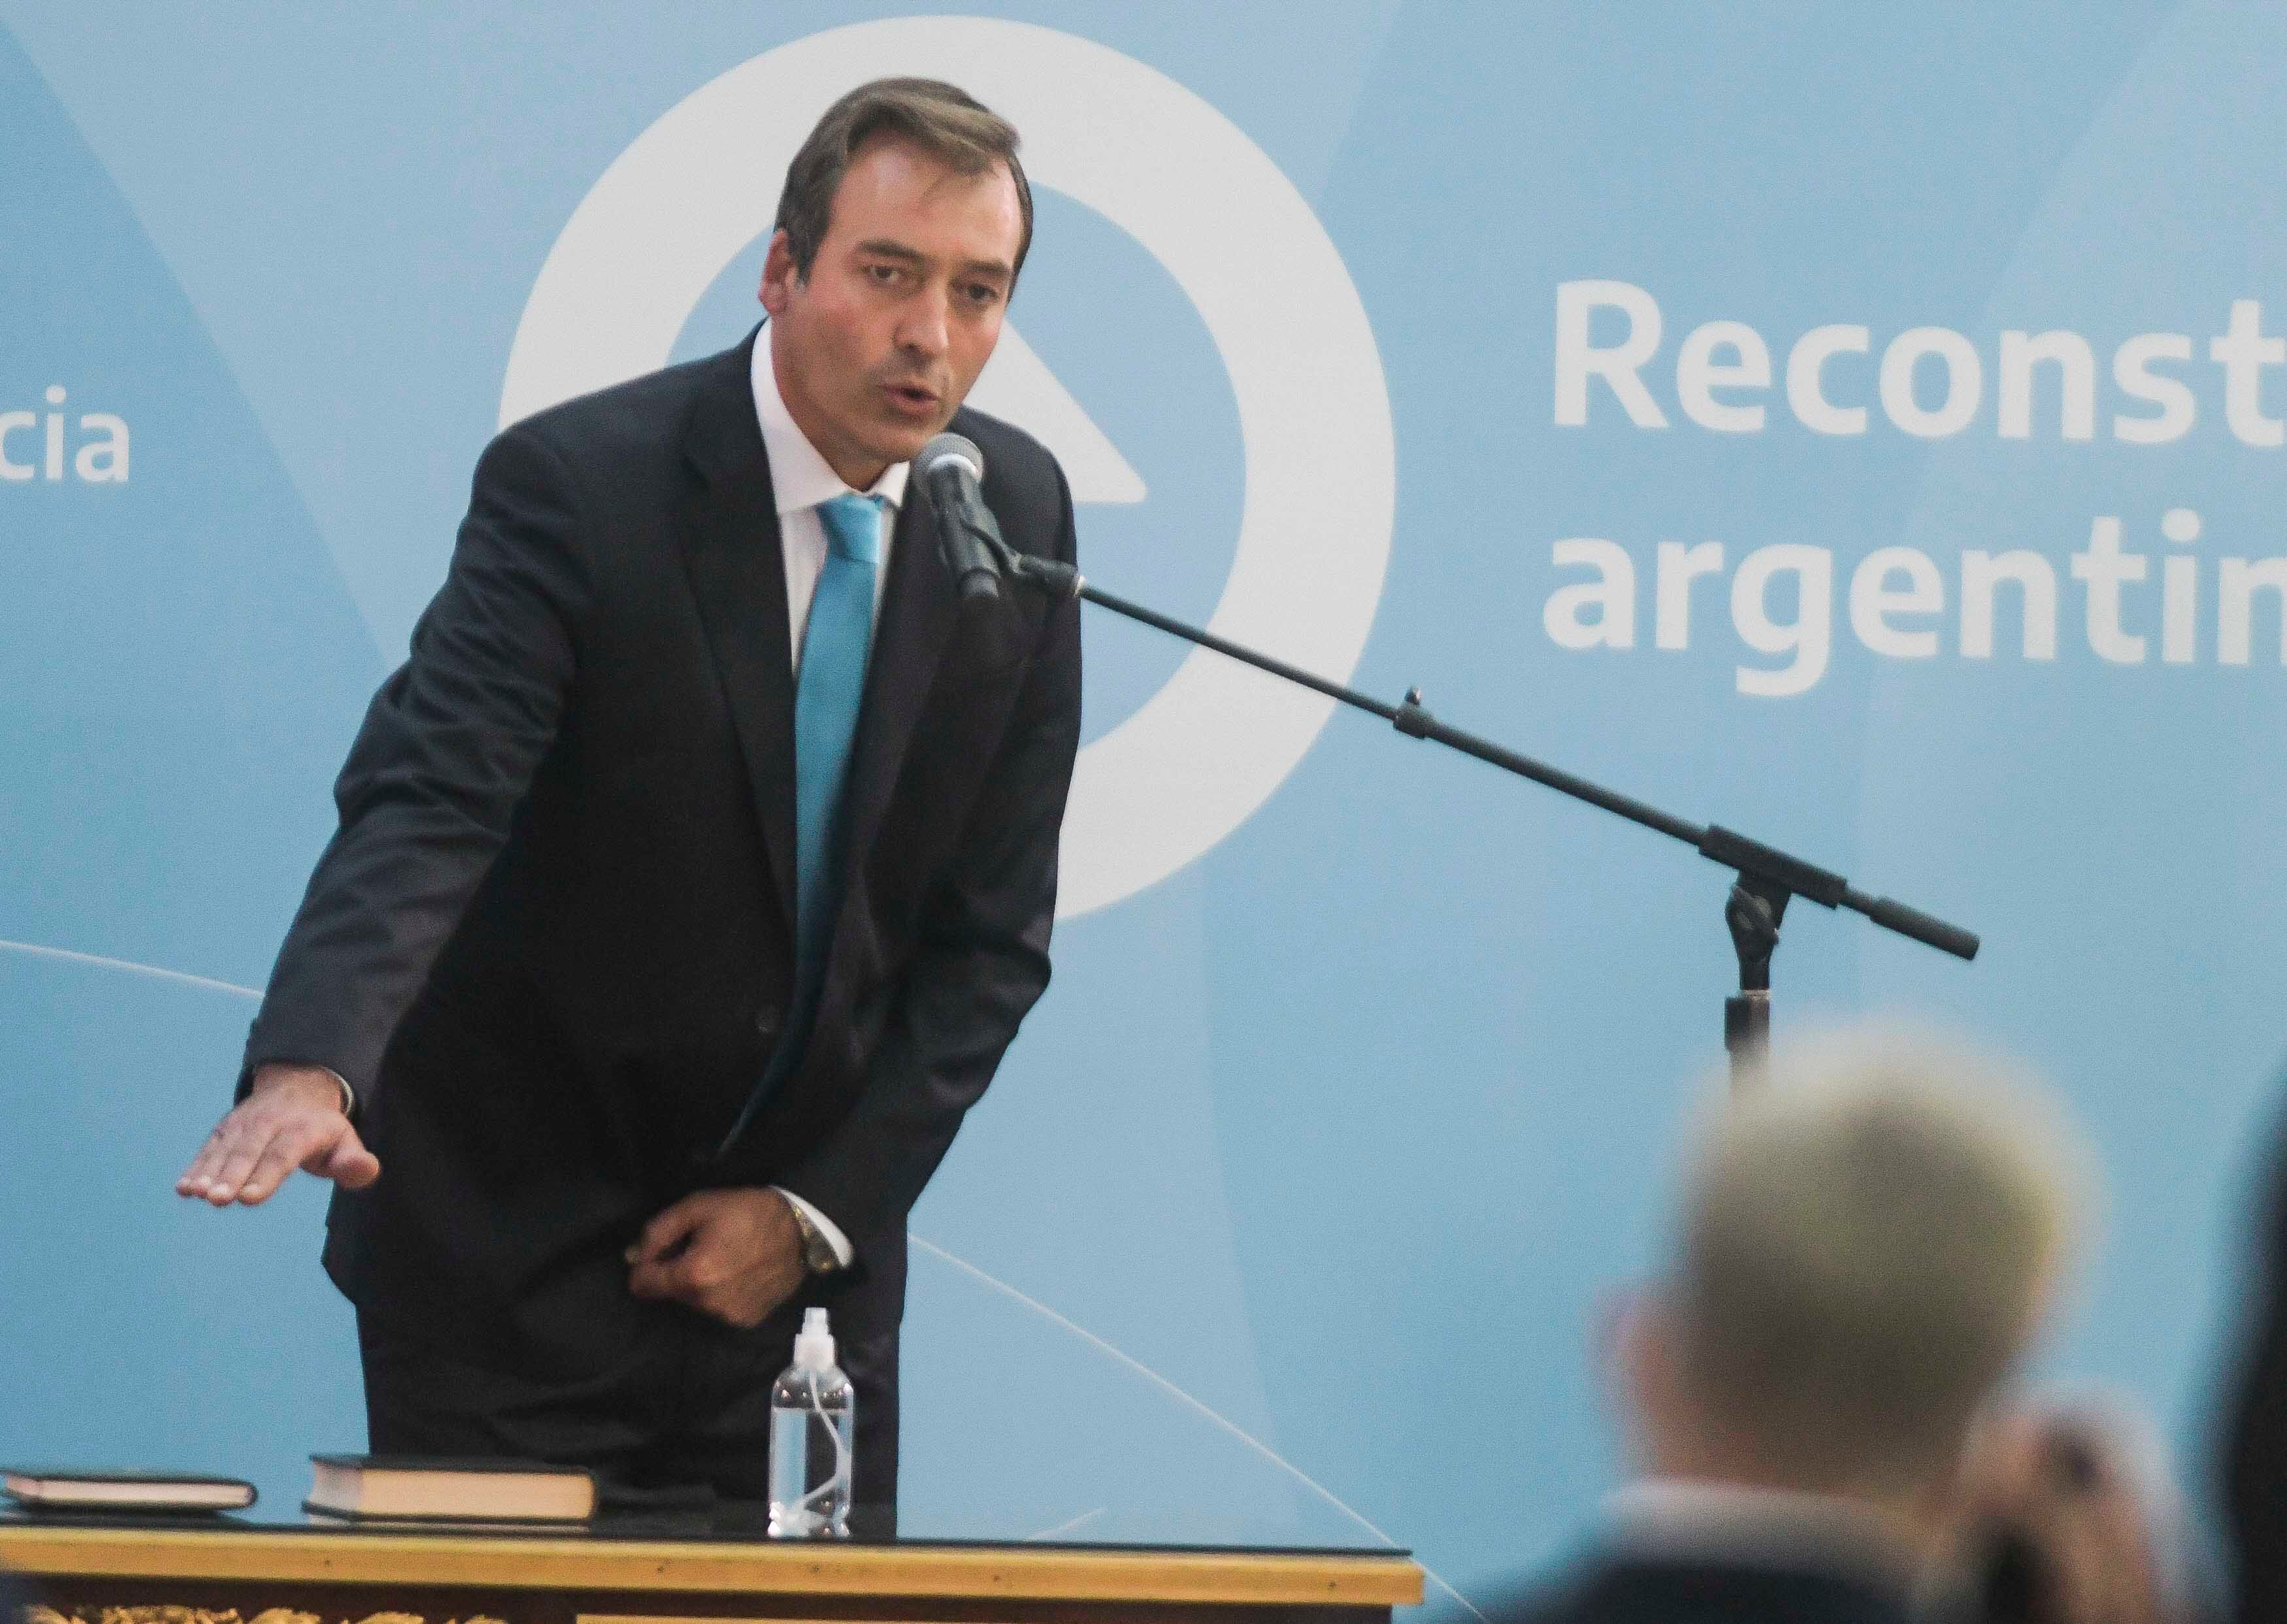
[897,284,951,359]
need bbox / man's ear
[759,229,799,316]
[1609,1287,1683,1442]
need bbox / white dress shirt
[750,333,908,664]
[751,336,914,1271]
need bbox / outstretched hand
[625,1187,806,1329]
[175,1064,380,1205]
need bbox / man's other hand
[175,1064,380,1206]
[625,1188,805,1329]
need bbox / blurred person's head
[1614,1027,2092,1550]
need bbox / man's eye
[963,283,1002,307]
[864,264,902,285]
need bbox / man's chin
[870,421,948,468]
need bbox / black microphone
[915,432,1002,603]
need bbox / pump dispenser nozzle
[793,1307,836,1371]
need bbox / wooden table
[0,1519,1423,1624]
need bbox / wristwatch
[784,1196,843,1275]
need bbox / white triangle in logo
[965,319,1146,506]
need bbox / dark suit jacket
[1480,1551,1918,1624]
[240,329,1082,1374]
[2223,1096,2287,1624]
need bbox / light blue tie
[793,492,884,972]
[717,493,883,1154]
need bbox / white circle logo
[501,17,1394,919]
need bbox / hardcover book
[1,1468,255,1512]
[303,1455,596,1523]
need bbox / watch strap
[784,1194,842,1273]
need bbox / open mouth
[883,381,938,413]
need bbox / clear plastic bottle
[766,1307,854,1537]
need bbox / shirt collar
[751,329,910,518]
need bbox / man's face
[761,136,1023,489]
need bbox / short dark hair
[774,77,1032,283]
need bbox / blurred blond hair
[1666,1026,2093,1491]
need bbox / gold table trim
[0,1526,1424,1609]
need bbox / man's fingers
[178,1112,259,1196]
[201,1124,284,1205]
[2016,1439,2163,1624]
[628,1244,745,1314]
[235,1133,314,1206]
[176,1129,233,1196]
[632,1195,713,1265]
[2080,1459,2167,1623]
[2040,1500,2105,1624]
[626,1259,668,1300]
[674,1230,740,1292]
[211,1120,303,1205]
[627,1252,702,1305]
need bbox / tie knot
[817,493,885,566]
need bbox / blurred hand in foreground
[1944,1397,2196,1624]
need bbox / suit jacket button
[755,1004,783,1037]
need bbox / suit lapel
[678,333,800,939]
[837,473,959,900]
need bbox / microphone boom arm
[977,530,1979,1084]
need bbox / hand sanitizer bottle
[767,1307,854,1537]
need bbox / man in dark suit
[174,78,1079,1518]
[1479,1032,2099,1624]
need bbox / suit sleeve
[2226,1109,2287,1624]
[238,423,590,1108]
[778,459,1083,1245]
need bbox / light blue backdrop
[3,3,2281,1613]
